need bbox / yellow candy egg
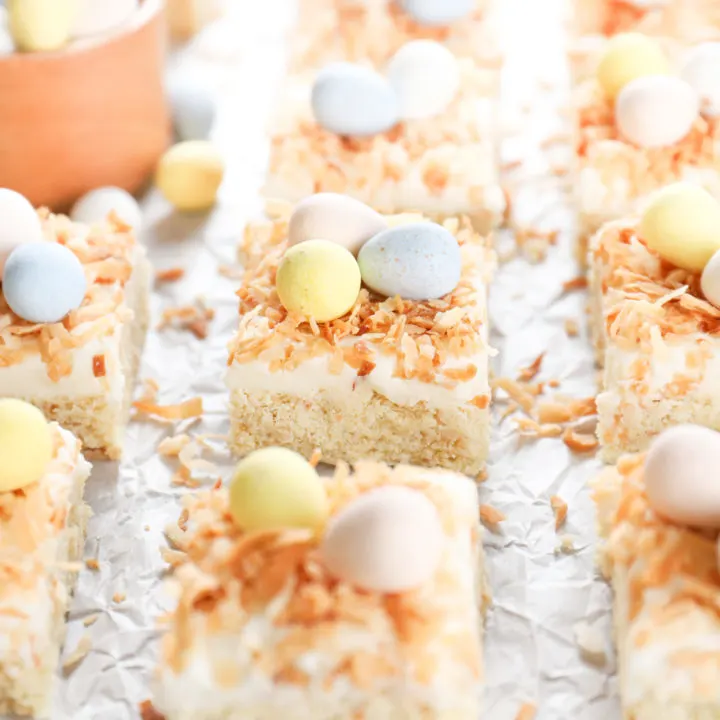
[0,399,52,492]
[8,0,77,52]
[228,447,327,532]
[155,141,225,213]
[276,239,361,322]
[638,183,720,271]
[597,33,669,100]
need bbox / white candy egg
[386,40,460,120]
[701,248,720,308]
[0,189,43,273]
[644,424,720,528]
[320,486,443,593]
[358,222,462,300]
[615,75,698,148]
[168,71,217,142]
[72,0,138,38]
[680,42,720,118]
[401,0,474,26]
[71,187,142,233]
[288,193,387,256]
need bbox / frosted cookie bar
[292,0,499,74]
[589,184,720,460]
[266,43,504,234]
[229,196,494,475]
[0,403,92,717]
[593,425,720,720]
[154,455,486,720]
[0,201,151,459]
[574,35,720,263]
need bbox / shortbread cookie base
[0,450,91,716]
[228,389,489,475]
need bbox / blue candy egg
[401,0,474,26]
[168,71,217,141]
[358,222,462,300]
[311,62,400,137]
[3,242,87,324]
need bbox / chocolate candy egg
[0,189,43,273]
[645,425,720,528]
[320,486,443,593]
[7,0,76,52]
[71,187,142,233]
[401,0,474,26]
[701,249,720,308]
[156,141,225,212]
[3,242,87,324]
[311,62,399,137]
[287,193,387,256]
[596,33,669,100]
[680,42,720,118]
[71,0,137,38]
[0,399,52,493]
[228,447,327,532]
[276,239,361,322]
[615,75,698,149]
[168,71,217,141]
[386,40,460,120]
[358,222,461,300]
[639,183,720,271]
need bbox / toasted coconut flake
[62,634,92,674]
[563,428,599,453]
[92,354,106,378]
[562,276,588,293]
[518,352,544,382]
[480,504,506,530]
[113,591,126,604]
[308,448,322,467]
[158,434,193,457]
[550,495,568,530]
[158,300,215,340]
[83,613,100,627]
[156,267,185,283]
[492,377,534,414]
[85,558,100,571]
[515,702,537,720]
[564,318,579,337]
[133,397,204,422]
[139,700,166,720]
[573,621,607,666]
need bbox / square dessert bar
[573,66,720,263]
[154,461,486,720]
[0,424,91,717]
[0,211,151,459]
[589,218,720,461]
[593,452,720,720]
[265,62,504,234]
[228,212,494,476]
[292,0,499,74]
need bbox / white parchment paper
[3,0,622,717]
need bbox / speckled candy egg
[71,0,138,38]
[311,62,400,137]
[320,486,443,593]
[7,0,76,51]
[71,187,142,233]
[386,40,460,120]
[358,222,462,300]
[0,189,43,273]
[167,70,217,141]
[680,42,720,118]
[3,242,87,324]
[0,399,52,493]
[401,0,474,26]
[615,75,698,148]
[639,182,720,271]
[645,425,720,528]
[596,32,669,100]
[288,193,387,256]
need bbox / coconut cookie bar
[228,195,494,475]
[265,41,504,234]
[574,35,720,263]
[0,400,92,717]
[292,0,499,76]
[590,184,720,460]
[0,190,151,459]
[154,449,486,720]
[592,425,720,720]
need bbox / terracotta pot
[0,0,171,211]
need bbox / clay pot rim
[0,0,163,66]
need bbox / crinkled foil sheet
[3,0,621,718]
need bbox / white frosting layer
[155,469,483,720]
